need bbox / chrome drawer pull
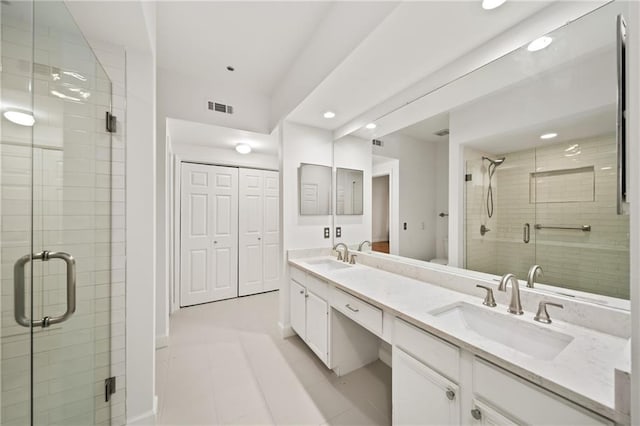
[346,304,359,313]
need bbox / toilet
[430,237,448,265]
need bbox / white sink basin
[429,302,573,360]
[304,258,352,271]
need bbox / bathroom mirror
[299,163,332,216]
[336,168,364,215]
[338,1,630,302]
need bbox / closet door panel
[239,168,264,296]
[263,171,281,292]
[180,163,238,306]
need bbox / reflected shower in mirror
[336,168,364,215]
[341,1,629,302]
[299,163,332,215]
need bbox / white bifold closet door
[239,169,281,296]
[181,163,239,306]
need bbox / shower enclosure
[1,1,114,425]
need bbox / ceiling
[398,112,450,144]
[167,118,278,155]
[288,1,552,131]
[156,1,333,96]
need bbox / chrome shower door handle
[14,251,77,328]
[523,223,530,244]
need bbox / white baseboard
[156,334,169,349]
[127,406,156,425]
[278,322,295,338]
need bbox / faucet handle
[476,285,497,307]
[349,254,357,265]
[336,251,344,261]
[534,301,564,324]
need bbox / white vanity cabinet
[393,347,460,425]
[393,319,461,425]
[289,267,329,366]
[472,358,613,426]
[392,318,614,426]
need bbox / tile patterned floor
[156,291,392,425]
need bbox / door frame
[372,155,400,256]
[171,156,279,313]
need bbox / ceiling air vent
[208,101,234,114]
[434,128,450,137]
[372,139,384,147]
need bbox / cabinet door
[471,399,519,425]
[239,168,264,296]
[305,290,328,364]
[393,347,460,425]
[290,280,306,340]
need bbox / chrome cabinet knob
[445,389,455,400]
[471,408,482,420]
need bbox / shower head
[482,156,506,166]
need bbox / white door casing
[180,163,238,306]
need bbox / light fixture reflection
[482,0,507,10]
[3,110,35,126]
[540,132,558,140]
[365,123,377,130]
[527,36,553,52]
[51,90,81,101]
[323,111,336,119]
[235,144,252,154]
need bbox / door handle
[523,223,530,244]
[14,251,76,328]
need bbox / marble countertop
[288,256,630,424]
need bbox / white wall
[278,121,333,335]
[125,47,157,425]
[372,176,389,242]
[334,135,372,246]
[372,133,439,261]
[434,142,449,259]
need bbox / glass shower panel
[1,1,113,424]
[1,1,35,424]
[30,2,113,424]
[464,150,536,279]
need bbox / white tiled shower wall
[0,12,126,426]
[465,135,630,298]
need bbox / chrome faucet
[527,265,543,288]
[498,273,523,315]
[358,240,371,252]
[333,243,349,262]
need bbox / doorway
[372,175,390,253]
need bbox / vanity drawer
[290,265,306,284]
[473,358,613,425]
[306,273,329,300]
[394,318,460,382]
[332,288,382,336]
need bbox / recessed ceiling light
[540,132,558,140]
[323,111,336,119]
[482,0,507,10]
[3,110,35,126]
[365,123,377,130]
[235,143,251,154]
[226,66,235,72]
[527,36,553,52]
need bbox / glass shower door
[1,1,113,425]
